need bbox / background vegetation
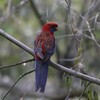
[0,0,100,100]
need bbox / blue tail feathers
[35,60,49,92]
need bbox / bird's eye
[50,27,57,32]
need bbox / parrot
[34,22,58,92]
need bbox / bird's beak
[55,27,58,31]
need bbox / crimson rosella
[34,22,58,92]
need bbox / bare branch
[0,0,29,23]
[65,89,71,100]
[0,58,34,70]
[50,61,100,86]
[1,29,100,92]
[29,0,45,25]
[84,34,100,49]
[56,34,74,39]
[59,54,82,62]
[94,12,100,27]
[0,29,34,56]
[0,79,86,100]
[79,0,97,29]
[65,0,71,12]
[2,69,35,100]
[13,0,29,12]
[6,0,12,17]
[79,82,91,100]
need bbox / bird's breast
[35,32,55,53]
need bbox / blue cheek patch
[50,28,56,32]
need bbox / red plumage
[34,22,58,60]
[34,22,58,92]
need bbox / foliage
[0,0,100,100]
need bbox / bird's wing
[43,34,55,61]
[34,31,55,60]
[34,32,45,59]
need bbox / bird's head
[42,22,58,33]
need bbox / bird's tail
[35,60,49,92]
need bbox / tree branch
[79,82,91,100]
[0,29,34,55]
[0,58,34,70]
[1,29,100,86]
[29,0,45,25]
[2,69,35,100]
[0,79,86,100]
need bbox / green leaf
[87,85,94,100]
[87,89,93,100]
[93,91,98,100]
[63,74,72,88]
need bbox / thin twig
[59,54,82,62]
[65,0,71,12]
[70,7,100,49]
[2,69,35,100]
[1,29,100,88]
[0,58,34,70]
[29,0,45,25]
[56,34,74,39]
[79,82,91,100]
[94,12,100,28]
[13,0,29,13]
[84,34,100,49]
[65,89,71,100]
[0,0,29,23]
